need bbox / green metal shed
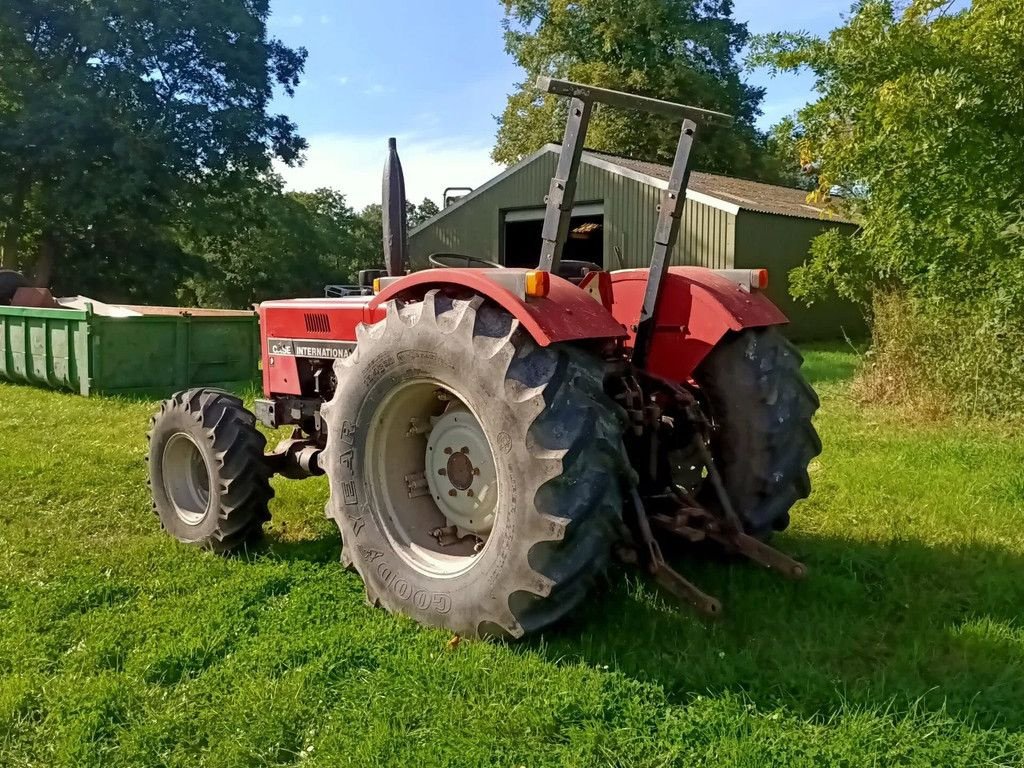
[409,145,864,341]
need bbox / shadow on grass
[531,532,1024,731]
[245,527,342,564]
[252,517,1024,731]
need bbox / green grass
[1,345,1023,766]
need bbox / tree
[356,203,384,255]
[494,0,772,178]
[178,179,380,308]
[0,0,306,299]
[409,198,440,229]
[763,116,817,191]
[750,0,1024,416]
[749,0,1024,308]
[355,197,440,261]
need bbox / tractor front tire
[147,389,273,553]
[695,327,821,538]
[321,291,624,639]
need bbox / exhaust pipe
[382,137,409,277]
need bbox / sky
[269,1,856,210]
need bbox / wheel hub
[425,407,497,535]
[446,450,475,490]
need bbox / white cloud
[319,14,331,24]
[276,133,505,210]
[334,75,350,86]
[279,13,304,27]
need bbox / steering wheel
[428,252,504,269]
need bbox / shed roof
[410,144,854,236]
[583,149,855,224]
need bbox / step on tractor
[147,78,821,638]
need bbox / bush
[752,1,1024,419]
[855,293,1024,420]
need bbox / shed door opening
[502,203,604,269]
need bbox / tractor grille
[303,313,331,334]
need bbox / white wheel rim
[162,432,211,526]
[365,378,500,577]
[424,408,498,535]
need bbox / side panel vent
[303,313,331,334]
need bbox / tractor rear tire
[694,327,821,538]
[321,290,625,639]
[147,388,273,553]
[0,270,28,305]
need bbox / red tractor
[147,79,820,637]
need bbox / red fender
[610,267,788,382]
[371,269,627,346]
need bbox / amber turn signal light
[525,270,551,298]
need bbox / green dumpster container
[0,303,259,397]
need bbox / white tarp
[55,296,143,318]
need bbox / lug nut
[438,468,446,476]
[448,489,457,497]
[467,489,474,498]
[443,447,453,455]
[460,447,469,454]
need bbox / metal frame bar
[538,77,733,125]
[538,97,593,272]
[535,77,731,328]
[630,120,697,369]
